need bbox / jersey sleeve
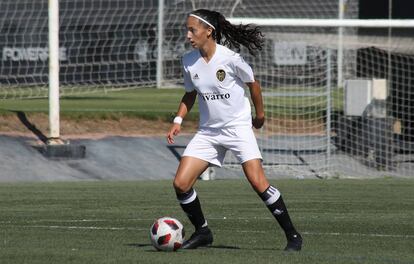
[182,59,195,92]
[233,55,255,83]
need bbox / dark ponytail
[190,9,264,56]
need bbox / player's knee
[250,180,264,193]
[173,177,191,193]
[248,174,269,193]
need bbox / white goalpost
[228,18,414,28]
[48,0,61,143]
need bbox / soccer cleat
[181,227,213,249]
[284,232,302,252]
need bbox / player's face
[186,16,213,49]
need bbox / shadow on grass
[126,243,153,248]
[208,245,241,250]
[126,243,241,250]
[14,110,48,143]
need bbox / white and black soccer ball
[150,217,185,251]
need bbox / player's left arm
[246,80,265,129]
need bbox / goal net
[223,2,414,178]
[1,0,413,178]
[0,0,357,98]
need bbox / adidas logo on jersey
[193,73,199,79]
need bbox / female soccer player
[166,9,302,251]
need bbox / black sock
[176,188,207,230]
[259,185,297,238]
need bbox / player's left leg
[242,159,303,251]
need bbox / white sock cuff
[264,186,281,206]
[178,189,198,205]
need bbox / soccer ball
[150,217,185,251]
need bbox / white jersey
[182,44,255,128]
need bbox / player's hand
[167,124,181,144]
[252,115,265,129]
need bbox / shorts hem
[240,156,263,164]
[181,154,223,168]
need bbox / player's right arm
[167,90,197,144]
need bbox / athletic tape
[173,116,183,125]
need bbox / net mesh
[1,0,413,177]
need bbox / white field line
[301,231,414,239]
[20,225,149,231]
[218,229,414,239]
[0,214,403,224]
[0,219,154,224]
[0,216,320,224]
[3,223,413,239]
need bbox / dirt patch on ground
[0,113,325,139]
[263,117,326,135]
[0,113,199,139]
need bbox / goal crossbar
[228,18,414,28]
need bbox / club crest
[216,69,226,82]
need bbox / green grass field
[0,88,199,121]
[1,179,413,264]
[0,87,344,121]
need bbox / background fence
[1,0,413,178]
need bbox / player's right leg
[173,156,213,249]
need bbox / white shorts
[182,126,262,167]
